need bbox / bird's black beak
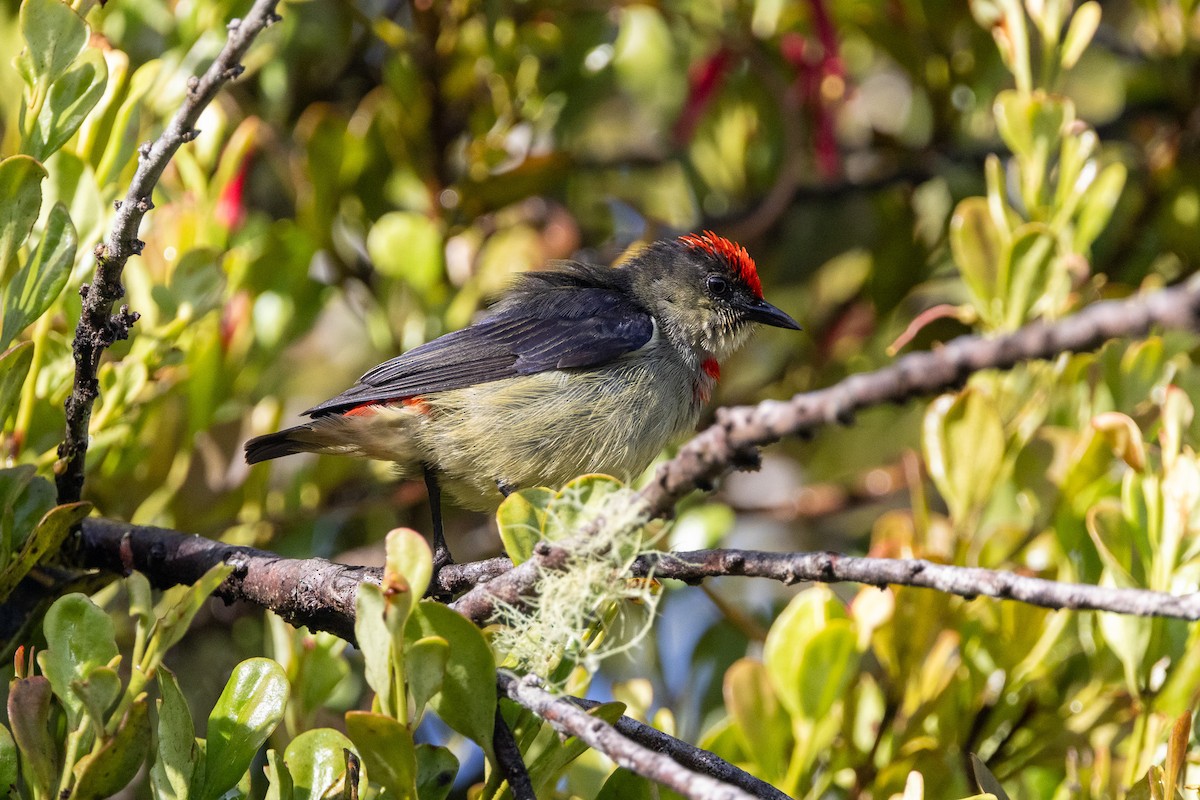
[738,297,802,330]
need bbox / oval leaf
[202,658,289,800]
[151,668,196,800]
[2,201,77,350]
[18,0,88,86]
[345,711,417,799]
[406,602,496,761]
[37,592,118,727]
[0,155,47,276]
[282,728,358,800]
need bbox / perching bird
[245,231,800,568]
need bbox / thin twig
[56,0,282,504]
[568,697,792,800]
[496,671,765,800]
[493,704,536,800]
[638,550,1200,619]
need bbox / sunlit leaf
[2,202,77,350]
[38,592,119,726]
[18,0,88,87]
[24,47,108,161]
[407,601,496,760]
[151,669,196,800]
[496,487,554,564]
[0,155,47,276]
[282,728,357,800]
[202,658,290,800]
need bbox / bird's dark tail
[244,425,312,464]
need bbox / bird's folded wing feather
[304,287,654,417]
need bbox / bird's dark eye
[706,275,729,296]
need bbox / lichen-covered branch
[56,0,282,504]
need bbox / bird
[245,231,800,570]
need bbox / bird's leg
[423,465,453,573]
[496,479,516,498]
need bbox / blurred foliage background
[6,0,1200,796]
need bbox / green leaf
[0,501,90,603]
[724,658,789,781]
[2,201,77,350]
[0,342,33,425]
[282,728,358,800]
[414,744,458,800]
[45,148,104,248]
[923,388,1007,523]
[1003,223,1059,327]
[151,563,235,658]
[6,675,57,797]
[0,155,47,275]
[202,658,290,800]
[18,0,88,87]
[70,665,121,726]
[763,586,849,720]
[72,696,151,800]
[546,475,627,534]
[366,211,444,293]
[1060,1,1101,69]
[993,90,1070,162]
[949,197,1004,320]
[151,668,197,800]
[596,768,654,800]
[38,592,119,726]
[345,711,417,799]
[407,635,449,717]
[354,581,406,718]
[797,622,860,719]
[385,526,433,601]
[0,723,17,798]
[407,602,497,760]
[264,749,294,800]
[24,46,108,161]
[1074,162,1126,253]
[497,488,554,564]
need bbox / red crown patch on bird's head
[678,230,763,299]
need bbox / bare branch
[493,705,536,800]
[638,550,1200,619]
[496,671,769,800]
[638,275,1200,518]
[76,517,369,641]
[567,696,793,800]
[56,0,282,504]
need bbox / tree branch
[76,517,369,641]
[69,518,1200,634]
[493,704,536,800]
[567,696,793,800]
[638,275,1200,518]
[496,671,767,800]
[56,0,282,504]
[639,550,1200,619]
